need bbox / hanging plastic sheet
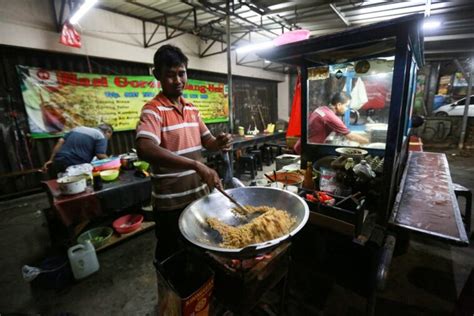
[286,73,301,137]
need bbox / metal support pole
[226,0,234,134]
[142,21,146,48]
[425,62,440,116]
[52,0,67,32]
[329,3,350,26]
[223,0,235,186]
[458,59,473,150]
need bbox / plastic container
[91,157,121,172]
[64,163,93,186]
[319,167,337,193]
[120,153,138,170]
[133,161,150,171]
[113,214,144,234]
[68,241,100,280]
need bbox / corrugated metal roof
[97,0,474,69]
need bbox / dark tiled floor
[0,149,473,315]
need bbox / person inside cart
[135,44,232,262]
[293,92,369,154]
[42,123,114,173]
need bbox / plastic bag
[319,167,337,193]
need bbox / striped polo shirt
[136,92,212,211]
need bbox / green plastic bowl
[133,161,150,171]
[77,227,113,249]
[100,169,119,182]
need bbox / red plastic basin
[112,214,144,234]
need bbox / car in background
[433,95,474,117]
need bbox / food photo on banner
[16,65,229,138]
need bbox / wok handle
[239,245,258,256]
[239,236,290,256]
[231,177,245,188]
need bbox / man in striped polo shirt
[136,45,232,262]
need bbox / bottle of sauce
[302,161,315,190]
[93,172,103,191]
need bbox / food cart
[259,14,469,314]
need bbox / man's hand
[215,133,232,151]
[194,161,222,191]
[41,160,53,172]
[346,132,369,145]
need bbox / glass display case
[306,57,395,149]
[260,14,424,225]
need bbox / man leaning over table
[135,44,232,263]
[293,92,369,153]
[42,123,113,173]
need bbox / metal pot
[179,187,309,258]
[57,175,87,195]
[120,153,138,170]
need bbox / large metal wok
[179,187,309,258]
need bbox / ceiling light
[268,2,294,11]
[70,0,98,25]
[236,41,275,54]
[423,20,441,30]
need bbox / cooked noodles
[206,205,296,248]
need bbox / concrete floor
[0,149,473,315]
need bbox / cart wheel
[350,109,359,125]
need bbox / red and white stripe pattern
[136,92,212,210]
